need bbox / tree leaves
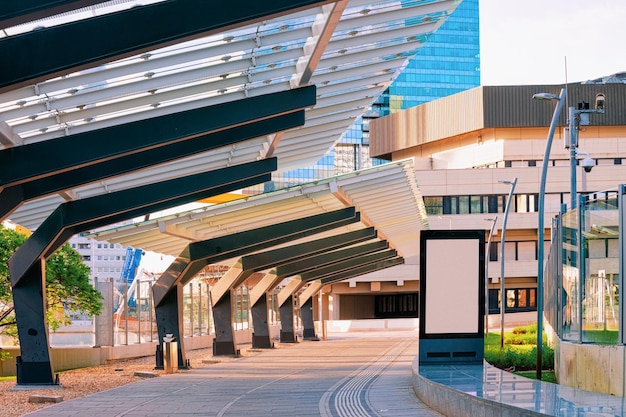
[0,225,103,337]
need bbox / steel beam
[299,249,398,283]
[247,239,389,345]
[209,226,378,352]
[153,207,359,364]
[211,227,378,305]
[0,0,334,92]
[0,111,304,222]
[319,258,405,285]
[0,1,108,28]
[249,236,385,307]
[276,239,387,278]
[0,86,315,189]
[8,159,275,385]
[298,281,324,308]
[152,207,359,306]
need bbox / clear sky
[479,0,626,86]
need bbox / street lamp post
[485,217,498,336]
[533,88,566,380]
[568,105,604,209]
[533,89,604,379]
[498,178,517,349]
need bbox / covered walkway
[24,331,443,417]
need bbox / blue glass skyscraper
[380,0,480,113]
[274,0,481,186]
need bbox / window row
[93,267,122,273]
[424,190,618,216]
[488,288,537,314]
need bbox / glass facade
[545,189,621,345]
[376,0,481,114]
[274,0,480,186]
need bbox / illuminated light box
[419,230,485,364]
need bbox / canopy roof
[86,159,429,262]
[1,0,457,232]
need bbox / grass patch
[514,370,557,383]
[484,324,554,372]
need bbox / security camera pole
[567,94,605,209]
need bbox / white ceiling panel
[2,0,457,233]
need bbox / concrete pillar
[212,290,237,355]
[95,278,114,347]
[279,295,296,343]
[301,298,316,339]
[251,294,272,348]
[12,259,55,385]
[154,284,188,369]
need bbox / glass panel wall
[545,189,620,345]
[580,191,619,343]
[113,275,215,345]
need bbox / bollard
[163,334,178,374]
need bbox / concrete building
[362,82,626,326]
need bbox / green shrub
[505,332,546,346]
[484,328,553,372]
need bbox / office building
[367,81,626,327]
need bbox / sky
[479,0,626,86]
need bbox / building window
[77,243,90,249]
[528,160,537,167]
[614,158,622,165]
[375,293,418,318]
[423,197,443,215]
[489,288,537,313]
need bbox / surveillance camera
[581,155,595,173]
[595,93,605,110]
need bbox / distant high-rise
[273,0,481,187]
[376,0,481,115]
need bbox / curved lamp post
[498,178,517,349]
[532,88,566,380]
[485,216,498,336]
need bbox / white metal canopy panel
[86,159,429,260]
[2,0,458,232]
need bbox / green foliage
[484,324,554,372]
[514,370,557,383]
[0,225,103,342]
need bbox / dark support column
[12,259,55,385]
[251,294,272,348]
[301,298,316,340]
[212,291,237,356]
[279,295,297,343]
[154,284,188,369]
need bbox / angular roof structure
[1,0,458,232]
[87,159,429,263]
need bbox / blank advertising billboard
[419,230,485,364]
[424,238,479,334]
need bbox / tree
[0,225,103,347]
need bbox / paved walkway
[25,331,444,417]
